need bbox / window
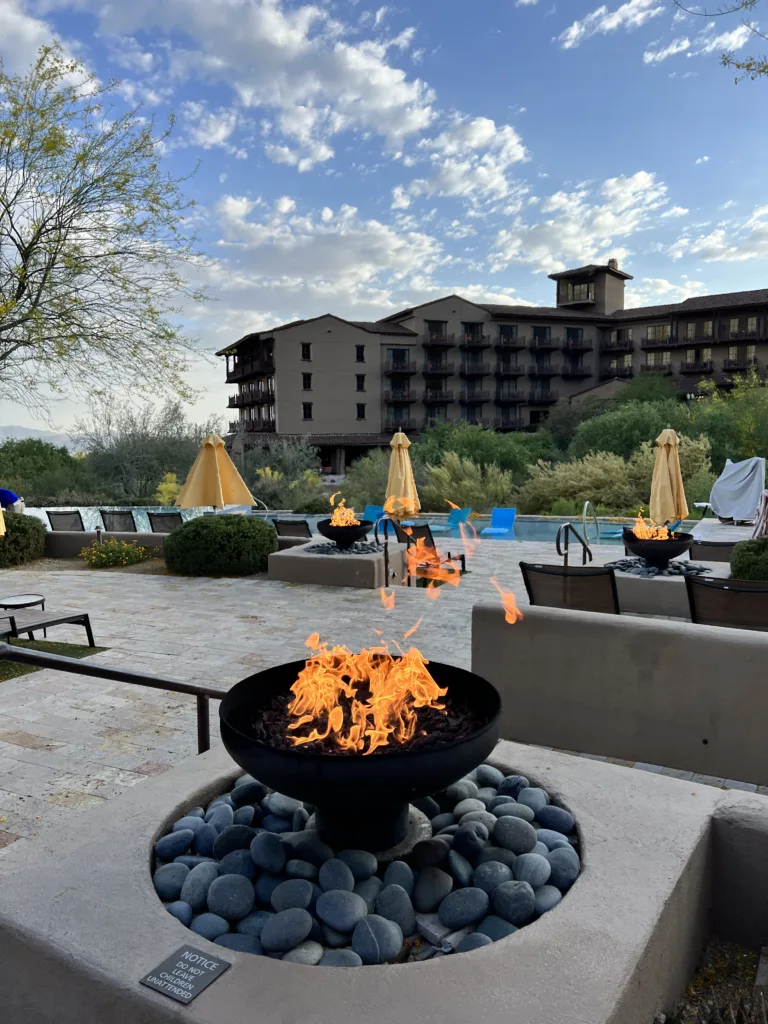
[611,354,632,369]
[301,343,312,361]
[730,318,739,335]
[425,320,446,341]
[686,323,696,341]
[356,344,365,363]
[748,316,757,334]
[623,354,632,368]
[356,374,366,392]
[728,345,737,360]
[356,403,366,420]
[462,322,483,341]
[302,403,313,420]
[566,281,594,302]
[302,373,312,391]
[703,321,713,338]
[610,328,632,343]
[387,347,409,368]
[499,325,517,342]
[748,344,756,359]
[686,349,695,362]
[532,326,551,341]
[702,348,712,361]
[566,327,583,341]
[647,350,671,366]
[647,324,671,341]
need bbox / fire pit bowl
[622,528,694,570]
[220,658,501,851]
[316,518,373,550]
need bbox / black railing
[723,357,759,371]
[562,338,593,352]
[383,390,417,402]
[228,392,274,407]
[680,361,714,374]
[242,421,276,432]
[226,359,275,382]
[423,390,455,402]
[600,366,633,378]
[384,360,418,373]
[602,340,634,353]
[459,363,491,375]
[459,390,491,402]
[495,362,524,376]
[422,362,455,375]
[495,335,526,349]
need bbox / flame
[445,499,460,510]
[405,537,461,587]
[425,581,441,601]
[380,588,395,611]
[490,577,524,625]
[328,494,360,527]
[403,617,423,640]
[632,509,669,541]
[287,634,447,754]
[459,519,479,559]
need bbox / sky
[1,0,767,431]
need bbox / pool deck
[0,518,755,867]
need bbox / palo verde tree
[0,44,208,408]
[674,1,768,80]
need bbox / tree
[568,399,690,460]
[673,1,768,80]
[0,45,207,408]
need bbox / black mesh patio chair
[273,520,312,539]
[0,610,95,646]
[688,539,737,563]
[46,510,85,531]
[520,562,620,614]
[100,510,137,532]
[396,522,466,583]
[685,574,768,632]
[147,511,184,534]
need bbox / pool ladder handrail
[582,500,600,546]
[556,521,593,567]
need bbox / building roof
[548,263,633,281]
[479,303,606,321]
[217,314,416,354]
[613,287,768,320]
[278,433,406,446]
[348,321,417,336]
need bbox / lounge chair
[47,510,85,531]
[520,562,620,614]
[480,507,517,537]
[100,510,138,532]
[430,507,472,534]
[688,539,737,563]
[362,505,384,525]
[0,609,95,646]
[273,519,312,551]
[147,511,184,534]
[685,574,768,632]
[395,522,466,585]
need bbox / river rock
[318,949,362,967]
[173,815,206,833]
[213,825,257,860]
[413,867,453,913]
[516,787,549,814]
[190,912,229,941]
[536,805,575,835]
[458,810,497,832]
[315,890,369,932]
[492,801,535,823]
[447,850,473,887]
[536,829,573,851]
[207,805,235,833]
[337,849,378,880]
[233,806,256,827]
[166,901,193,927]
[493,816,537,855]
[293,832,334,867]
[382,860,414,897]
[412,839,449,868]
[285,859,318,881]
[207,874,255,921]
[153,863,189,901]
[476,846,517,868]
[497,775,529,799]
[476,764,505,788]
[471,860,513,894]
[155,830,195,861]
[438,887,489,929]
[192,823,218,857]
[547,846,580,890]
[215,933,263,955]
[354,876,383,913]
[513,853,551,888]
[453,798,486,817]
[352,915,404,965]
[452,822,489,862]
[250,832,286,874]
[260,908,313,953]
[375,884,416,937]
[534,884,563,916]
[218,849,257,880]
[231,780,268,806]
[282,940,324,965]
[237,910,274,938]
[180,862,220,911]
[255,873,283,905]
[319,858,355,892]
[455,932,494,953]
[491,880,535,926]
[265,793,303,818]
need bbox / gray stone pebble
[190,912,229,941]
[155,830,195,861]
[453,798,486,818]
[166,901,193,927]
[293,832,334,866]
[447,849,473,887]
[231,780,268,807]
[192,823,218,857]
[250,832,286,874]
[517,787,550,814]
[452,822,488,861]
[233,806,256,827]
[498,775,529,799]
[255,873,283,904]
[412,838,449,868]
[352,914,403,964]
[174,855,216,869]
[471,860,513,894]
[354,876,384,913]
[207,805,235,833]
[382,860,414,897]
[375,884,416,937]
[173,815,206,833]
[318,949,362,967]
[413,867,453,913]
[491,880,536,926]
[285,859,318,881]
[180,862,219,911]
[271,878,313,912]
[265,793,302,818]
[292,808,310,832]
[536,805,575,835]
[476,846,517,868]
[493,816,537,854]
[207,874,255,921]
[215,933,263,954]
[262,814,292,833]
[492,801,535,823]
[536,829,573,851]
[153,863,189,901]
[319,858,355,892]
[475,787,498,807]
[438,887,489,929]
[213,825,256,860]
[237,910,274,938]
[282,940,324,965]
[547,846,580,890]
[476,765,505,788]
[217,849,257,880]
[455,932,493,953]
[475,915,518,941]
[534,884,563,916]
[316,890,369,932]
[514,853,551,888]
[445,780,478,803]
[458,810,497,832]
[261,908,314,953]
[322,925,349,948]
[337,849,377,880]
[431,812,456,833]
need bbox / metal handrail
[582,501,600,546]
[555,522,593,566]
[0,643,225,755]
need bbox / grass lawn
[0,637,108,683]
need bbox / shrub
[250,466,326,511]
[0,514,46,567]
[80,538,150,568]
[341,449,395,509]
[415,422,554,481]
[164,515,277,576]
[516,452,638,514]
[549,498,581,517]
[569,400,690,460]
[731,539,768,582]
[420,452,514,513]
[292,496,330,514]
[154,472,180,506]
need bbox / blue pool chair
[362,504,384,524]
[430,507,472,534]
[480,507,517,536]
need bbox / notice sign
[140,946,231,1004]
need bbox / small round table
[0,594,46,637]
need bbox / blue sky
[1,0,766,429]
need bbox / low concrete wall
[614,560,729,620]
[44,531,165,558]
[472,604,768,785]
[712,795,768,948]
[268,542,406,589]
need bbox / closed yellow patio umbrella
[650,428,688,525]
[176,434,255,510]
[384,432,420,521]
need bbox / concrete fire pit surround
[267,540,406,589]
[1,741,766,1024]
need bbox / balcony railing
[458,334,492,349]
[242,420,276,433]
[640,337,675,350]
[600,366,634,379]
[422,417,448,429]
[422,332,453,347]
[602,340,634,353]
[527,364,560,377]
[495,391,525,404]
[528,390,558,404]
[719,329,758,341]
[383,390,417,403]
[495,362,525,377]
[422,362,455,375]
[459,363,492,376]
[683,333,714,345]
[383,359,418,374]
[723,357,759,371]
[561,366,592,379]
[641,363,673,374]
[226,358,275,383]
[228,421,239,433]
[461,417,491,428]
[459,390,491,403]
[529,337,561,351]
[494,335,526,350]
[680,361,714,374]
[494,416,524,431]
[228,392,274,407]
[562,338,594,352]
[423,390,455,403]
[385,419,412,432]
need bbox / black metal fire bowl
[622,528,694,570]
[219,659,501,852]
[315,518,373,550]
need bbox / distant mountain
[0,425,74,449]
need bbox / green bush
[164,515,277,576]
[292,496,330,514]
[80,538,150,568]
[731,539,768,582]
[341,448,397,510]
[516,452,638,514]
[420,452,514,513]
[569,399,689,460]
[415,422,554,481]
[549,498,581,516]
[0,514,46,567]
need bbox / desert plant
[154,472,181,506]
[415,422,554,481]
[569,400,690,461]
[249,466,325,511]
[341,448,395,509]
[292,496,331,514]
[420,452,514,513]
[731,539,768,581]
[516,452,638,515]
[625,435,715,508]
[80,538,150,568]
[164,515,277,576]
[0,513,46,567]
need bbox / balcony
[494,416,524,431]
[422,362,455,375]
[600,366,634,379]
[527,364,560,377]
[225,357,275,383]
[602,339,634,353]
[242,420,276,433]
[680,360,714,374]
[723,357,759,372]
[228,421,239,433]
[422,417,448,429]
[384,390,418,403]
[495,362,525,377]
[719,329,758,341]
[683,334,714,345]
[528,390,558,404]
[383,359,418,374]
[561,365,592,379]
[640,337,675,350]
[495,391,525,404]
[459,363,492,377]
[494,334,526,351]
[459,390,491,403]
[562,338,593,353]
[422,332,453,347]
[458,334,492,350]
[423,389,455,404]
[461,416,491,428]
[228,391,274,407]
[529,337,561,351]
[641,363,673,375]
[385,419,412,432]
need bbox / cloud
[274,196,296,214]
[625,277,707,307]
[695,155,710,165]
[180,101,247,156]
[489,170,670,273]
[696,24,752,54]
[643,37,690,63]
[391,185,411,210]
[0,0,85,76]
[516,0,539,6]
[661,205,689,218]
[558,0,663,49]
[669,204,768,262]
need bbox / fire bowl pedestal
[219,659,501,851]
[622,528,694,570]
[316,519,373,550]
